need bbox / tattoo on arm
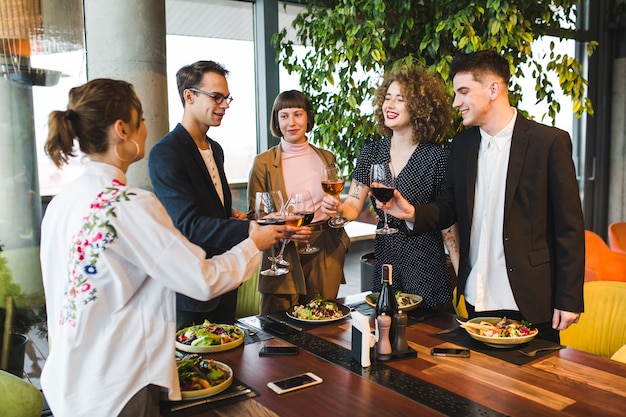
[349,182,363,200]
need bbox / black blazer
[412,114,585,324]
[148,123,249,311]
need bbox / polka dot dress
[353,138,452,308]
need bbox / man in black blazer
[384,50,584,342]
[149,61,250,328]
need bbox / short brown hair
[269,90,315,138]
[176,60,229,106]
[450,50,511,85]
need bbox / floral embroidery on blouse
[60,179,136,326]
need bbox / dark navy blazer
[148,123,249,311]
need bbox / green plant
[0,242,44,336]
[274,0,597,175]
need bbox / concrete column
[83,0,169,190]
[608,60,626,224]
[0,58,43,298]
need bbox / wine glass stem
[278,239,287,258]
[383,212,390,229]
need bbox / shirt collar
[85,160,128,185]
[479,108,517,151]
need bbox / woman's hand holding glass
[321,163,348,228]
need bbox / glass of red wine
[370,163,398,235]
[322,163,348,228]
[291,190,320,255]
[255,191,288,276]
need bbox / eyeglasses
[188,87,234,104]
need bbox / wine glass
[255,191,289,276]
[321,163,348,228]
[270,195,305,266]
[294,190,320,255]
[370,163,398,235]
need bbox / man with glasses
[149,60,249,328]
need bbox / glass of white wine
[293,190,320,255]
[322,163,348,228]
[270,195,305,266]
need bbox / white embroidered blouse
[40,161,259,417]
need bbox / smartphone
[259,346,299,356]
[430,347,471,357]
[267,372,323,394]
[261,321,296,335]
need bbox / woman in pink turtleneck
[248,90,350,314]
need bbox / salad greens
[176,320,243,347]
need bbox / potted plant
[0,242,45,377]
[273,1,596,177]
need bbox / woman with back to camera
[321,66,460,309]
[40,78,285,417]
[248,90,350,314]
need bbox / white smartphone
[267,372,323,394]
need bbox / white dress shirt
[40,161,260,417]
[465,110,519,311]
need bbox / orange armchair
[608,222,626,254]
[584,230,626,282]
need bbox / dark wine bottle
[375,264,398,318]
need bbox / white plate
[179,360,233,400]
[175,324,244,353]
[286,302,351,323]
[364,292,423,312]
[463,317,539,347]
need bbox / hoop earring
[114,140,140,162]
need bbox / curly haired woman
[321,66,459,309]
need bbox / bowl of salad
[177,355,233,399]
[365,292,423,312]
[287,297,351,322]
[461,317,539,348]
[176,321,244,353]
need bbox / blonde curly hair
[372,66,452,145]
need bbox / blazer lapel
[504,116,530,216]
[464,129,481,223]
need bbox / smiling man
[149,61,249,328]
[382,50,585,343]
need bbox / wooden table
[174,293,626,417]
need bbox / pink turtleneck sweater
[281,139,327,222]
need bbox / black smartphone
[430,347,471,357]
[259,346,299,356]
[261,321,296,335]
